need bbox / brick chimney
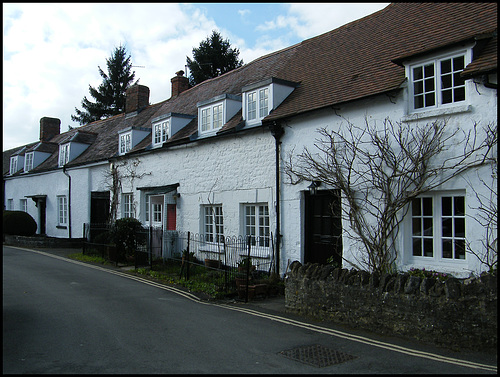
[171,70,189,97]
[39,117,60,142]
[125,84,150,114]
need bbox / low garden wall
[285,261,497,351]
[4,235,84,249]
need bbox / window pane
[247,92,256,120]
[413,66,423,80]
[424,63,434,78]
[423,198,432,216]
[413,81,423,94]
[441,74,452,89]
[412,218,421,236]
[440,59,451,74]
[455,239,465,259]
[414,95,423,109]
[442,218,452,237]
[442,239,452,258]
[423,218,433,236]
[454,196,465,215]
[455,218,465,238]
[425,92,435,106]
[453,56,464,71]
[442,196,452,216]
[424,78,435,92]
[442,89,452,104]
[423,238,433,257]
[413,238,422,256]
[454,87,465,102]
[453,72,464,87]
[259,88,269,118]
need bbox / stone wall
[285,261,497,351]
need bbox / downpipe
[270,121,284,276]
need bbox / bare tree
[464,123,497,272]
[103,158,151,222]
[285,117,496,273]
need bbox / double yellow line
[20,247,497,372]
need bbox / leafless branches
[285,117,496,273]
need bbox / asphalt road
[3,245,497,374]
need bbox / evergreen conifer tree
[72,45,137,125]
[186,30,243,87]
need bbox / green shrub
[3,211,37,236]
[109,218,146,262]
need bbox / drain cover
[279,344,357,368]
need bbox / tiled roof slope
[3,3,496,176]
[461,34,497,78]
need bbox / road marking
[13,246,497,372]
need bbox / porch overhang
[25,194,47,206]
[136,183,179,195]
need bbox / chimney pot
[40,117,60,142]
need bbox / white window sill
[403,104,472,122]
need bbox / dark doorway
[89,192,110,242]
[39,199,46,235]
[90,191,110,224]
[304,190,342,266]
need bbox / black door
[90,191,110,224]
[39,199,46,235]
[304,190,342,265]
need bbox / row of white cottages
[4,3,497,277]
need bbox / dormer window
[59,143,70,167]
[119,132,132,155]
[200,103,222,133]
[118,127,150,155]
[9,157,18,175]
[24,152,34,172]
[151,113,194,147]
[242,78,297,126]
[246,87,269,122]
[154,120,169,145]
[407,48,470,113]
[197,94,242,137]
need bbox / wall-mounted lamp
[308,181,321,195]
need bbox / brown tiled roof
[461,34,497,78]
[4,2,496,176]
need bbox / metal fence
[82,223,275,278]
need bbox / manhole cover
[279,344,357,368]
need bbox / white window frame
[59,143,70,167]
[407,191,467,267]
[20,199,27,212]
[9,157,17,175]
[199,102,224,134]
[408,49,470,113]
[57,195,68,226]
[153,120,170,146]
[7,199,14,210]
[203,205,224,243]
[244,204,270,248]
[122,193,134,218]
[119,132,132,155]
[245,86,270,124]
[145,195,150,223]
[24,152,34,172]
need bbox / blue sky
[3,3,388,151]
